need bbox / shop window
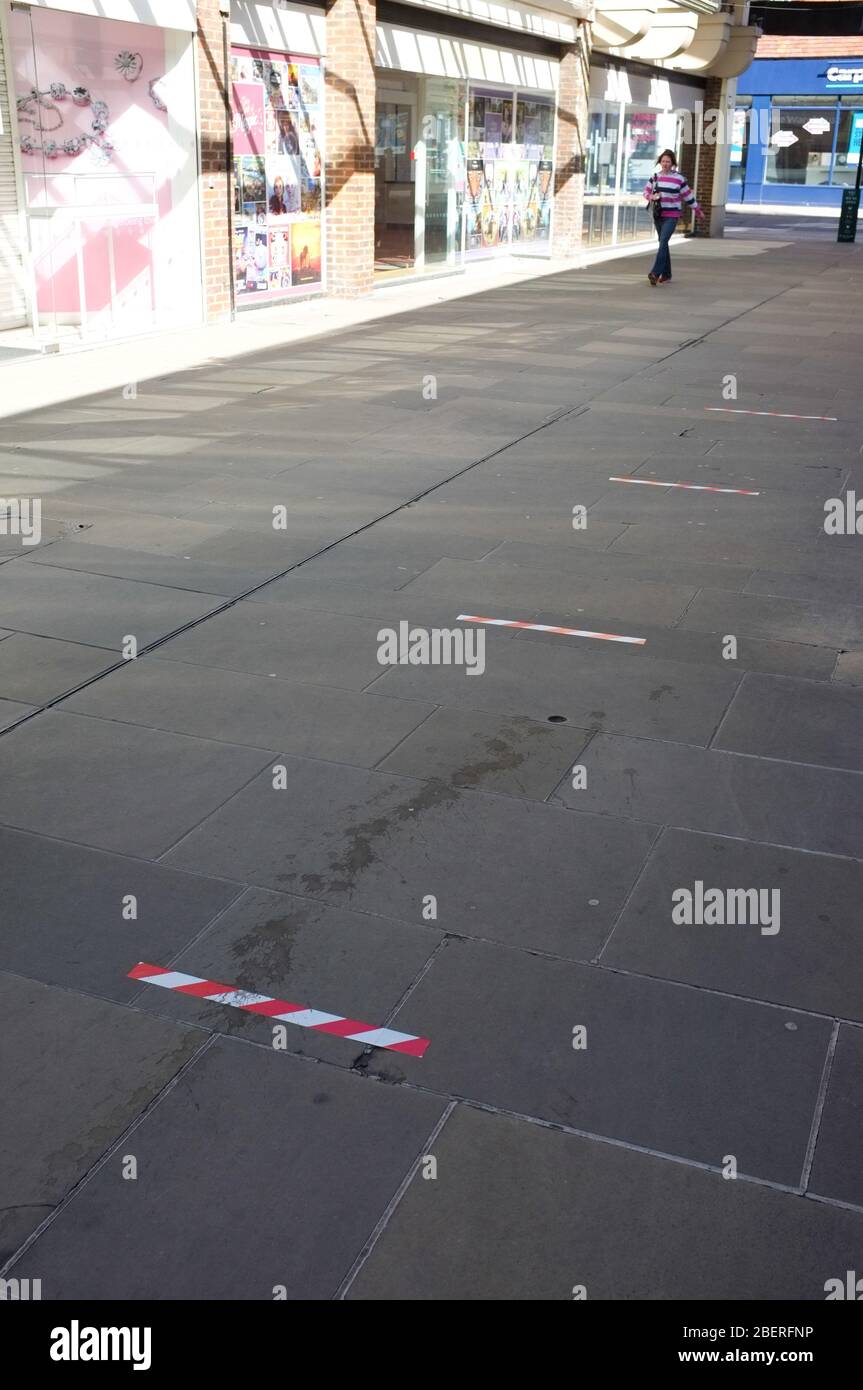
[230,47,324,303]
[729,98,751,175]
[583,98,618,247]
[374,74,465,279]
[833,104,863,186]
[465,88,515,256]
[766,107,835,186]
[9,5,202,340]
[511,95,554,254]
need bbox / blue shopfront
[731,57,863,207]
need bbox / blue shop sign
[739,57,863,96]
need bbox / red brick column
[325,0,377,297]
[692,76,723,238]
[551,24,591,259]
[196,0,233,322]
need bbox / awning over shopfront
[591,1,658,52]
[705,24,760,78]
[665,12,731,73]
[622,3,699,63]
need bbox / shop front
[3,0,202,342]
[732,57,863,208]
[373,15,561,281]
[584,57,706,248]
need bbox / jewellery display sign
[230,47,325,301]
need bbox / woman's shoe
[657,275,670,284]
[648,272,657,286]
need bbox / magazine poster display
[465,88,555,256]
[230,47,324,302]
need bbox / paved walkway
[1,227,862,1300]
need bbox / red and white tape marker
[128,962,430,1057]
[458,614,646,645]
[609,476,760,496]
[705,407,837,422]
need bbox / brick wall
[197,0,233,322]
[756,35,863,57]
[692,77,724,238]
[551,25,591,258]
[325,0,377,297]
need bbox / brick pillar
[325,0,376,297]
[691,76,723,239]
[551,24,591,259]
[196,0,233,321]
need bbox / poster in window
[291,221,321,284]
[231,45,324,302]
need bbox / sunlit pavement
[2,223,863,1299]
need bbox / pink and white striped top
[644,170,700,219]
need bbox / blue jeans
[650,216,678,279]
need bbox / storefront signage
[803,117,831,135]
[825,65,863,87]
[770,130,798,148]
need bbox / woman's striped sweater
[644,170,700,219]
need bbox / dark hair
[658,149,677,166]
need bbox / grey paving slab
[513,608,836,681]
[356,507,628,552]
[163,755,655,960]
[681,589,863,650]
[134,886,441,1066]
[9,1038,445,1299]
[808,1025,863,1208]
[608,520,854,570]
[154,603,390,689]
[0,632,117,704]
[376,707,590,799]
[715,672,863,772]
[488,539,754,592]
[0,974,201,1264]
[834,651,863,686]
[0,517,85,554]
[603,827,863,1020]
[0,825,237,997]
[370,639,740,745]
[560,733,863,859]
[748,568,863,609]
[38,509,243,553]
[0,562,221,649]
[0,711,272,857]
[348,1104,863,1300]
[398,556,698,626]
[65,659,435,766]
[0,697,36,730]
[23,542,278,596]
[366,937,829,1185]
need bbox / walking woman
[644,150,703,286]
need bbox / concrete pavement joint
[0,1032,219,1281]
[800,1022,841,1194]
[333,1100,459,1300]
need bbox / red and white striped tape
[704,407,837,422]
[128,962,430,1057]
[609,476,761,496]
[457,613,646,645]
